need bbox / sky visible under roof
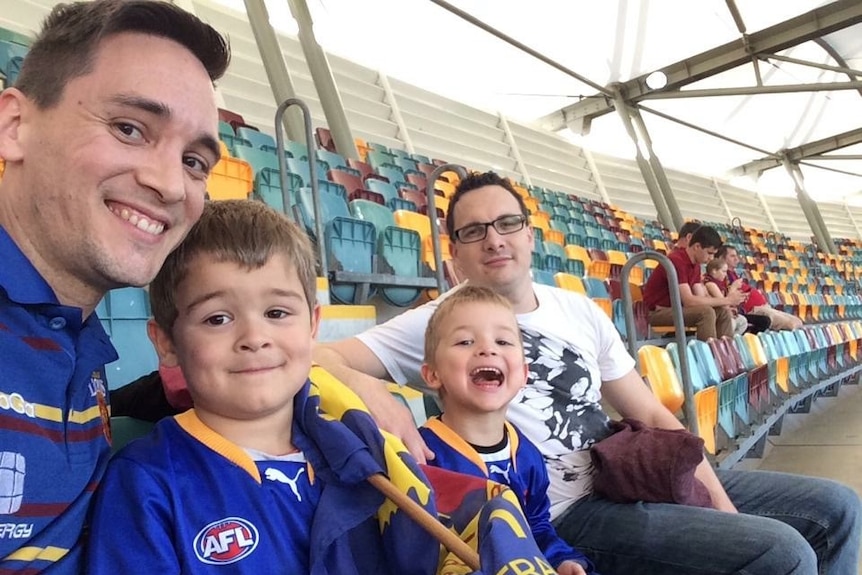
[215,0,862,203]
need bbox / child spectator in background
[717,245,803,331]
[703,259,749,336]
[418,285,596,575]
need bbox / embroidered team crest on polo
[193,517,259,565]
[90,371,111,445]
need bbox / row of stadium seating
[640,322,862,467]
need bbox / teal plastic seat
[366,180,399,205]
[379,227,422,307]
[326,218,376,304]
[236,127,275,151]
[295,185,350,239]
[532,269,556,287]
[667,341,706,393]
[234,145,279,176]
[254,170,301,214]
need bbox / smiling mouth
[471,367,504,387]
[109,205,166,236]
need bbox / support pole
[611,87,675,231]
[243,0,305,141]
[287,0,358,160]
[781,157,835,254]
[631,107,684,231]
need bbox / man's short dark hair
[16,0,231,108]
[716,245,737,260]
[678,221,702,238]
[690,226,723,250]
[445,171,529,238]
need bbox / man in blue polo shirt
[643,225,746,341]
[0,2,229,572]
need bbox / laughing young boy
[418,285,596,575]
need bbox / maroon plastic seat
[315,127,336,153]
[328,169,364,196]
[218,108,248,132]
[347,158,374,182]
[348,189,384,205]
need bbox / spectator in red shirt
[643,226,746,340]
[717,246,803,331]
[672,221,703,251]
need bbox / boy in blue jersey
[86,200,437,574]
[419,285,596,575]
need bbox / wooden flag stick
[368,473,481,571]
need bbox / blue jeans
[553,470,861,574]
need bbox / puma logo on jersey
[489,462,512,484]
[264,467,306,501]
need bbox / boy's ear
[310,304,321,340]
[147,319,179,368]
[420,362,444,391]
[519,363,529,388]
[0,89,27,162]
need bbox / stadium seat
[254,170,301,214]
[315,127,336,153]
[378,227,424,307]
[98,288,159,390]
[325,217,376,304]
[208,156,253,201]
[554,273,586,294]
[236,127,275,151]
[638,345,684,414]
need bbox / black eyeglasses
[453,214,527,243]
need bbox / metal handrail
[620,250,698,435]
[425,163,467,294]
[275,98,326,273]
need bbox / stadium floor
[746,381,862,571]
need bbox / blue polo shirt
[0,226,117,574]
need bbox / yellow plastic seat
[434,180,456,199]
[638,345,684,414]
[743,333,768,367]
[693,386,718,455]
[529,212,551,235]
[545,229,565,247]
[554,273,586,294]
[207,156,253,201]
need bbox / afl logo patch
[193,517,259,565]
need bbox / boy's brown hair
[149,200,318,332]
[423,285,521,365]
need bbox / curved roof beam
[540,0,862,133]
[813,37,862,98]
[728,127,862,178]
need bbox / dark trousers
[744,313,771,334]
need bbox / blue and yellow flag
[298,366,553,575]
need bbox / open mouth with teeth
[470,366,504,388]
[109,205,166,236]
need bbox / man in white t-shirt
[313,172,860,574]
